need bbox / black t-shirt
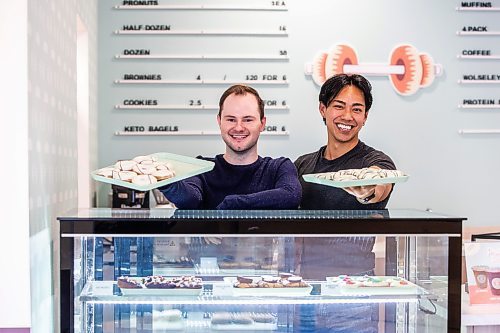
[293,141,396,278]
[295,141,396,210]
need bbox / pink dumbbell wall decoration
[306,44,443,96]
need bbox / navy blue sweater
[160,155,302,210]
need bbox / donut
[315,168,405,182]
[132,163,156,175]
[325,44,358,79]
[96,167,116,178]
[114,160,136,171]
[156,162,174,171]
[132,174,158,186]
[312,51,328,86]
[389,44,423,96]
[112,170,137,182]
[132,155,157,164]
[362,171,381,179]
[419,52,435,88]
[152,169,175,181]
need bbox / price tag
[92,281,114,296]
[321,283,340,296]
[212,282,234,296]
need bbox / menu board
[107,0,291,137]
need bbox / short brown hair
[218,85,265,120]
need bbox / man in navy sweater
[160,84,301,210]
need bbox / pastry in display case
[59,209,465,333]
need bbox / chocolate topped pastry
[280,272,293,279]
[237,276,254,284]
[288,276,303,283]
[144,275,202,289]
[145,277,176,289]
[117,276,142,289]
[262,276,280,283]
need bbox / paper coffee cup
[472,265,489,289]
[487,267,500,296]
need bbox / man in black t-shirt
[295,73,395,212]
[294,74,397,333]
[295,74,396,277]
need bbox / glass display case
[59,209,465,333]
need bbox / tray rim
[120,286,203,296]
[325,275,421,295]
[303,173,409,188]
[231,285,313,297]
[91,152,214,191]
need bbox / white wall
[0,0,31,328]
[27,0,98,331]
[98,0,500,228]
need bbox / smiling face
[217,93,266,161]
[320,85,368,146]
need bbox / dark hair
[218,85,265,120]
[319,74,373,111]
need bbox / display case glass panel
[59,209,464,333]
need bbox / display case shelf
[79,281,430,305]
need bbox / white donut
[114,160,136,171]
[156,161,174,171]
[386,170,404,178]
[132,174,158,186]
[132,163,156,175]
[152,169,175,181]
[363,172,381,179]
[139,159,155,165]
[96,167,116,178]
[112,170,137,182]
[133,155,158,164]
